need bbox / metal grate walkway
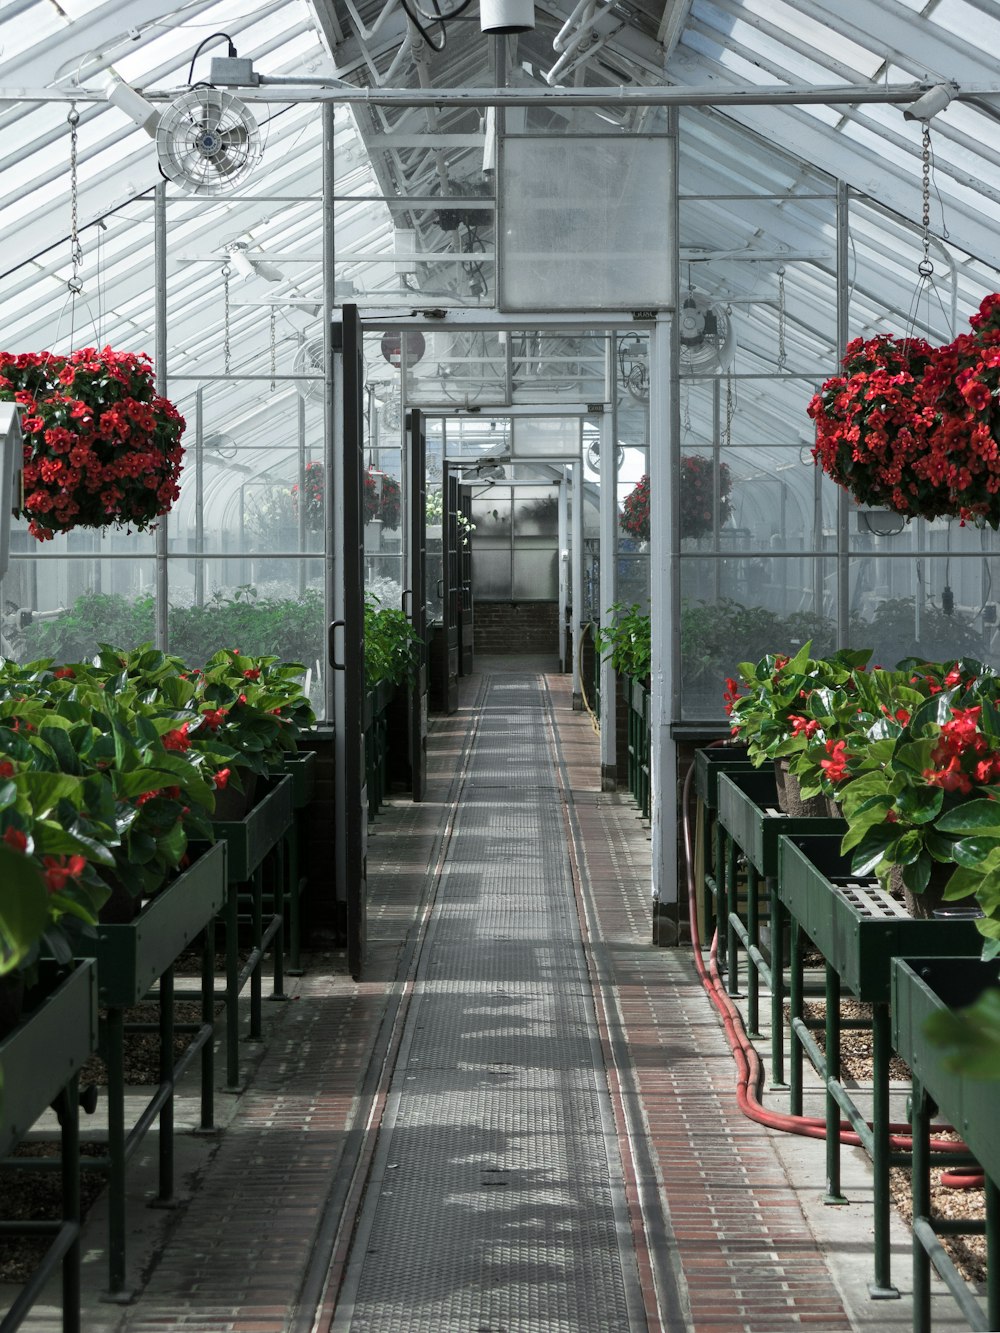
[332,673,646,1332]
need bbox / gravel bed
[0,1143,108,1284]
[79,1000,225,1087]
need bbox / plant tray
[717,768,842,877]
[284,749,317,809]
[0,961,97,1156]
[892,956,1000,1184]
[778,835,983,1001]
[212,774,294,883]
[78,842,226,1008]
[694,745,753,808]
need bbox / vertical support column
[650,310,678,936]
[836,180,850,648]
[194,387,205,608]
[571,458,583,709]
[297,395,307,597]
[599,373,618,789]
[324,101,338,729]
[154,181,169,650]
[558,473,569,674]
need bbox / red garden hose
[681,747,970,1163]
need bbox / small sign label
[632,309,658,321]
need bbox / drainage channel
[327,672,648,1333]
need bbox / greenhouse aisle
[11,663,970,1333]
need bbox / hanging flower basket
[364,469,401,530]
[291,460,324,532]
[289,464,402,531]
[808,295,1000,528]
[620,458,733,542]
[0,347,185,542]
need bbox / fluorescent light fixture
[903,83,955,122]
[104,73,159,137]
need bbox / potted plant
[836,669,1000,920]
[0,347,185,542]
[727,642,872,814]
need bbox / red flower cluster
[364,469,401,530]
[722,676,741,715]
[0,347,185,542]
[819,739,849,783]
[789,714,820,739]
[290,460,324,532]
[292,463,402,532]
[923,705,1000,793]
[809,294,1000,526]
[620,458,733,542]
[43,853,86,893]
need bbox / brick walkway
[12,665,950,1332]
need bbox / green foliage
[365,597,422,688]
[924,989,1000,1078]
[594,603,651,681]
[19,589,325,669]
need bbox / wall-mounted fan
[292,337,326,403]
[156,88,263,195]
[586,441,625,473]
[678,291,736,374]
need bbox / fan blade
[218,125,249,149]
[199,99,224,135]
[213,149,248,177]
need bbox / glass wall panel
[3,558,157,663]
[501,135,674,311]
[680,557,838,719]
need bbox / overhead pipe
[552,0,597,51]
[339,0,402,43]
[547,24,622,86]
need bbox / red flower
[162,724,191,752]
[0,760,14,778]
[819,739,849,783]
[135,789,161,806]
[789,714,820,739]
[43,853,87,893]
[243,668,261,681]
[214,767,231,790]
[53,666,75,679]
[201,707,228,732]
[3,826,27,852]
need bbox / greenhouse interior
[1,0,1000,1330]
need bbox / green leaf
[896,784,944,825]
[14,772,83,816]
[0,844,48,974]
[936,800,1000,837]
[924,991,1000,1079]
[849,824,900,875]
[950,836,1000,870]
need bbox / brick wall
[473,600,559,654]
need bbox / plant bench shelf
[778,834,984,1298]
[210,774,294,1088]
[0,961,97,1333]
[716,767,841,1074]
[892,957,1000,1333]
[71,841,226,1299]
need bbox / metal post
[105,1005,129,1297]
[297,395,307,596]
[911,1077,931,1333]
[571,458,583,708]
[324,101,337,727]
[599,373,618,789]
[195,387,205,608]
[558,472,568,673]
[154,182,169,650]
[871,1001,899,1298]
[650,310,678,928]
[157,964,174,1203]
[824,964,848,1205]
[836,180,850,648]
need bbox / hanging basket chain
[67,106,83,297]
[270,308,277,392]
[777,266,787,371]
[918,123,934,280]
[222,264,232,374]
